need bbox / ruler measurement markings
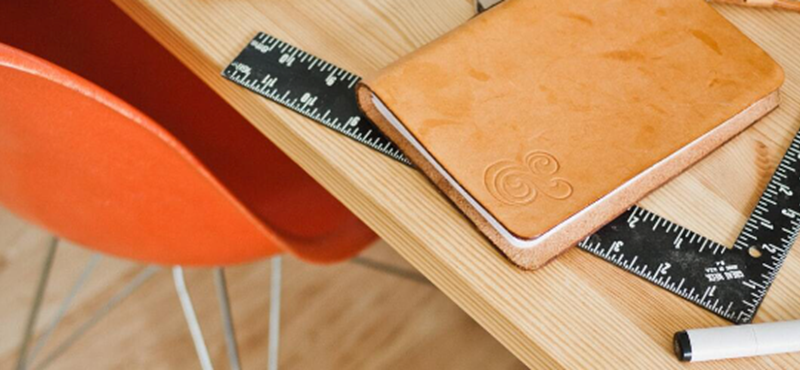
[223,33,798,324]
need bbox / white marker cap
[674,320,800,362]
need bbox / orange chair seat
[0,1,376,265]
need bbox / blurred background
[0,207,524,369]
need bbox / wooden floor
[0,206,524,369]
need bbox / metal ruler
[222,33,798,324]
[222,33,410,166]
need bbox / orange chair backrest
[0,43,287,265]
[0,2,376,265]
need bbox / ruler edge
[221,32,414,167]
[577,206,747,323]
[730,132,800,322]
[579,128,800,324]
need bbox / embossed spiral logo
[484,151,574,205]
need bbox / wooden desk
[114,1,800,368]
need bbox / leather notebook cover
[357,0,784,269]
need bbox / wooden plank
[0,208,523,368]
[112,0,800,367]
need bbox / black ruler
[222,33,411,166]
[222,33,798,324]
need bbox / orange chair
[0,41,374,265]
[0,1,375,267]
[0,3,376,367]
[0,43,374,265]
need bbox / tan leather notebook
[357,0,784,269]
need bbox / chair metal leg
[214,268,241,370]
[34,266,158,370]
[350,256,430,285]
[268,256,282,370]
[16,237,59,370]
[26,254,101,365]
[173,266,214,370]
[17,250,282,370]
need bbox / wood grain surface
[0,208,523,369]
[111,0,800,368]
